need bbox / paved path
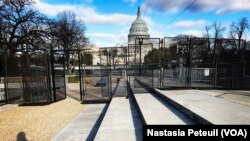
[94,78,142,141]
[155,89,250,124]
[52,104,106,141]
[94,97,142,141]
[134,93,194,125]
[113,78,127,97]
[195,90,250,106]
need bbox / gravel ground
[0,97,85,141]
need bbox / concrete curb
[135,78,212,125]
[127,82,147,125]
[153,89,212,125]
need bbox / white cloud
[171,20,208,28]
[87,32,128,47]
[88,33,127,42]
[244,32,250,41]
[79,8,135,25]
[32,0,168,45]
[216,0,250,14]
[33,0,135,26]
[142,0,250,14]
[179,30,205,37]
[149,29,163,38]
[33,0,76,16]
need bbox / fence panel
[132,38,160,88]
[162,37,187,88]
[83,48,112,102]
[4,54,50,104]
[130,37,249,89]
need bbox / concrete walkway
[94,97,142,141]
[134,93,194,125]
[94,78,142,141]
[113,78,127,97]
[155,89,250,124]
[52,104,107,141]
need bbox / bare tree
[0,0,52,77]
[0,0,53,102]
[211,22,225,54]
[230,17,249,77]
[230,17,249,50]
[203,25,211,53]
[0,0,51,54]
[211,22,225,86]
[53,11,88,73]
[212,22,225,39]
[110,48,118,69]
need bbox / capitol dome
[128,7,150,44]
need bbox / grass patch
[68,76,79,83]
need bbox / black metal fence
[50,50,66,101]
[51,49,115,103]
[82,65,111,101]
[129,37,250,89]
[1,37,248,104]
[3,53,51,104]
[1,47,123,104]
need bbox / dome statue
[128,7,150,44]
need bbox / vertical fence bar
[50,50,56,101]
[213,39,218,88]
[109,51,112,98]
[47,54,52,102]
[4,55,8,104]
[161,39,164,88]
[63,52,66,99]
[242,40,246,78]
[188,38,192,88]
[78,50,83,101]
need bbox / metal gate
[51,49,112,103]
[50,50,66,101]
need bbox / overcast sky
[33,0,250,46]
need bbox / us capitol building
[127,7,151,64]
[128,7,150,44]
[89,7,152,66]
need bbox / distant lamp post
[139,38,143,75]
[83,63,86,94]
[160,38,164,88]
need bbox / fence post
[160,39,163,88]
[78,50,83,101]
[47,54,52,102]
[3,55,8,104]
[185,38,191,88]
[50,50,57,102]
[242,40,246,78]
[109,51,112,99]
[125,47,128,98]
